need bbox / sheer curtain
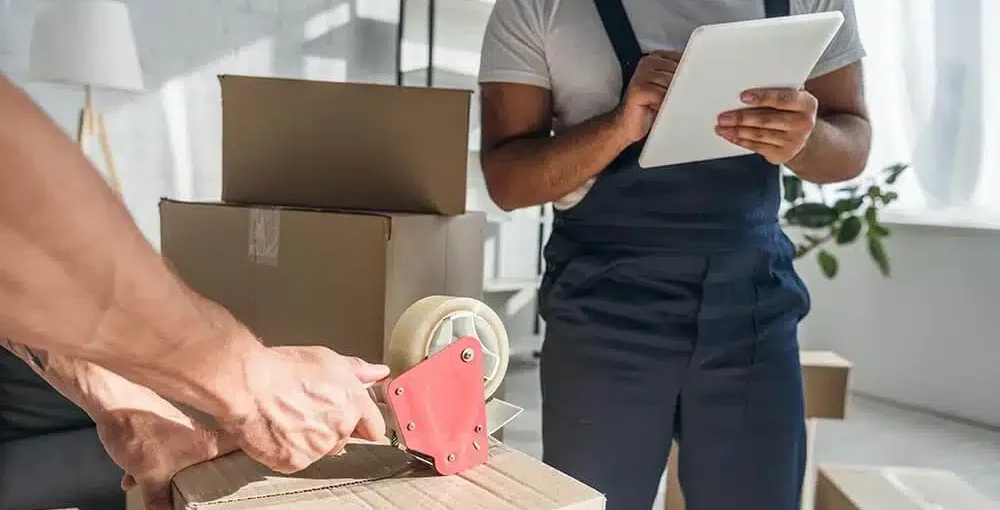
[855,0,997,220]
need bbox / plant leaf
[818,249,838,278]
[884,163,908,185]
[869,223,891,238]
[834,197,864,213]
[837,216,863,244]
[868,236,891,277]
[783,175,804,202]
[883,191,899,203]
[864,205,878,225]
[785,203,839,228]
[867,185,883,199]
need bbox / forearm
[787,113,871,184]
[0,76,262,421]
[1,339,159,421]
[481,109,631,210]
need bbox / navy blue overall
[537,1,811,509]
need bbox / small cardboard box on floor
[816,465,997,509]
[160,200,485,362]
[219,75,471,216]
[665,351,852,510]
[126,440,603,510]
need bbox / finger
[346,357,391,383]
[640,58,679,75]
[741,88,815,113]
[723,136,784,163]
[207,428,241,458]
[648,49,683,61]
[350,389,387,441]
[715,125,788,147]
[717,108,808,132]
[327,435,351,456]
[121,474,137,491]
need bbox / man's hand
[96,399,239,510]
[222,346,390,474]
[616,51,683,144]
[715,88,820,165]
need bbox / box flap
[173,442,605,510]
[818,465,997,510]
[801,351,853,369]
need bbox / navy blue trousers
[539,246,810,510]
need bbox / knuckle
[777,90,795,104]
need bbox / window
[855,0,999,225]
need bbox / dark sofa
[0,350,125,510]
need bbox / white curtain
[856,0,997,216]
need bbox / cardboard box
[160,199,484,362]
[665,351,853,510]
[129,441,604,510]
[816,465,997,509]
[219,75,472,216]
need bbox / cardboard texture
[816,465,997,510]
[219,75,472,216]
[665,351,853,510]
[128,441,604,510]
[159,200,485,363]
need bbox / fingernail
[717,114,736,126]
[741,92,758,103]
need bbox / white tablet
[637,12,845,169]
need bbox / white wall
[0,0,420,246]
[795,223,1000,428]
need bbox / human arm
[714,62,871,183]
[481,51,682,210]
[0,75,387,473]
[1,339,235,510]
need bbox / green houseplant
[782,162,909,278]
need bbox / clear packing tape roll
[387,296,510,400]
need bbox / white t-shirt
[478,0,867,210]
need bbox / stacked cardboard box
[665,351,853,510]
[146,75,605,510]
[816,465,997,509]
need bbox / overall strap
[593,0,643,100]
[763,0,791,18]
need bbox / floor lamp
[29,0,144,197]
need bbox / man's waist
[550,215,784,252]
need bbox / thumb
[121,474,137,491]
[347,357,390,383]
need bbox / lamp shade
[29,0,144,91]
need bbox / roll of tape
[387,296,510,400]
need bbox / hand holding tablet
[715,86,819,165]
[636,11,845,168]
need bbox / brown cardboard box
[129,441,605,510]
[159,199,484,362]
[816,465,996,509]
[665,351,852,510]
[219,75,472,216]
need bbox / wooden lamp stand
[76,85,123,196]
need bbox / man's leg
[677,255,808,510]
[539,253,702,510]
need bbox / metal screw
[474,425,483,433]
[447,453,456,462]
[473,441,481,451]
[461,348,474,362]
[406,422,415,431]
[395,387,404,396]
